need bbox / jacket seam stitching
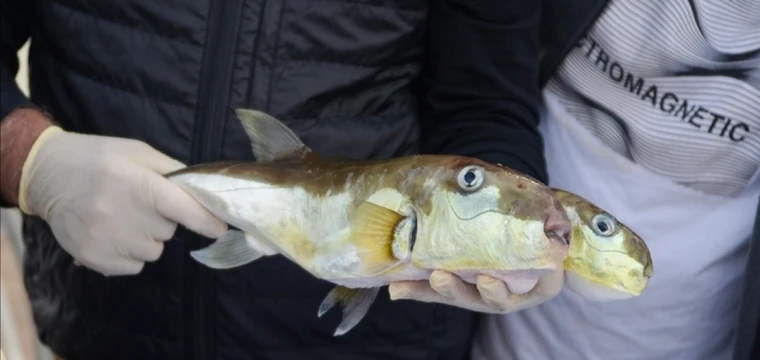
[64,65,195,108]
[265,3,288,110]
[314,0,426,12]
[289,110,413,123]
[284,58,417,69]
[51,0,202,47]
[244,2,268,109]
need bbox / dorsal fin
[235,108,312,163]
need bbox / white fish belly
[171,173,362,275]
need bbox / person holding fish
[0,1,572,360]
[442,1,758,360]
[3,1,758,360]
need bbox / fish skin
[553,189,654,301]
[165,108,653,336]
[168,154,571,284]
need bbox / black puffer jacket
[1,0,555,359]
[12,1,758,360]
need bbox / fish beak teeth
[547,229,570,245]
[544,203,572,246]
[556,230,569,244]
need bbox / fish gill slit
[409,214,418,252]
[404,207,419,254]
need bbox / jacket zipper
[187,1,243,359]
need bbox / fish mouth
[544,222,572,245]
[545,226,571,245]
[631,235,654,278]
[543,217,571,267]
[642,253,654,278]
[544,197,572,246]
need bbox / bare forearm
[0,108,54,206]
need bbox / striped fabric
[545,0,760,197]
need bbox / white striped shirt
[545,0,760,197]
[475,2,760,360]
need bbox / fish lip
[544,230,571,252]
[545,228,571,245]
[544,196,572,246]
[643,256,654,278]
[632,235,654,278]
[543,215,571,265]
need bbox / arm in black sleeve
[1,0,35,121]
[420,0,547,183]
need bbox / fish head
[553,189,653,301]
[408,157,571,282]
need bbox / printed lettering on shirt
[545,0,760,197]
[575,35,752,144]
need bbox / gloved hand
[18,126,227,276]
[388,268,564,313]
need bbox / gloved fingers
[127,140,187,174]
[80,256,145,276]
[145,214,179,241]
[126,238,164,262]
[108,259,145,276]
[143,172,227,239]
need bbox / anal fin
[318,286,381,336]
[190,229,269,269]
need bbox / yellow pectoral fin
[349,201,405,275]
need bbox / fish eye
[456,165,484,191]
[591,213,617,237]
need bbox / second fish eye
[591,213,617,237]
[457,165,484,191]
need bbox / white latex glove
[388,268,565,313]
[18,126,227,276]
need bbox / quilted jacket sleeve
[420,0,547,183]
